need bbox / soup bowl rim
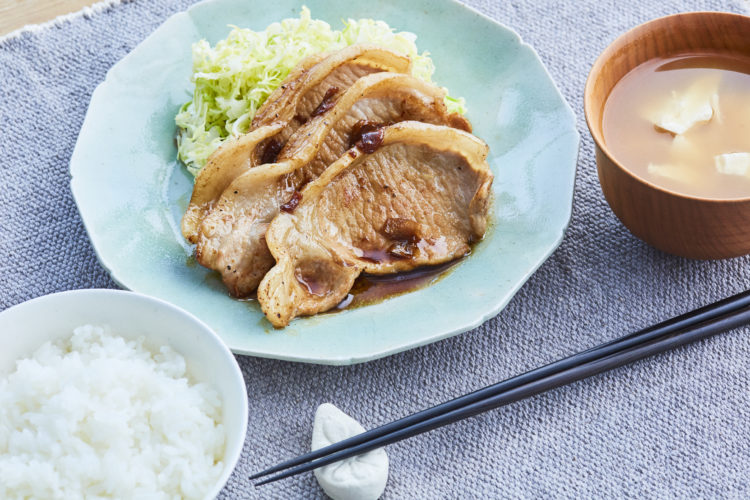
[584,10,750,205]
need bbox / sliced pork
[257,122,493,327]
[181,45,411,242]
[195,73,470,296]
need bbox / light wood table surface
[0,0,97,37]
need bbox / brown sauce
[349,120,389,148]
[235,259,461,311]
[355,129,385,154]
[260,138,282,164]
[280,191,302,213]
[359,218,423,262]
[359,239,418,262]
[334,259,461,311]
[311,86,339,117]
[295,267,328,297]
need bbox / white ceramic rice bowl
[0,289,248,500]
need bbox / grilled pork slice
[181,125,282,244]
[195,73,469,297]
[181,45,411,243]
[258,122,493,327]
[252,44,410,133]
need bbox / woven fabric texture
[1,0,749,498]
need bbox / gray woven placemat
[2,0,749,498]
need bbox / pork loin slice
[181,125,282,244]
[181,45,411,243]
[249,44,411,166]
[257,122,493,327]
[195,73,469,297]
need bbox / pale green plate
[70,0,578,365]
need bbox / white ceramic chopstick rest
[311,403,389,500]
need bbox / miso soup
[602,52,750,199]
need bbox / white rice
[0,325,225,500]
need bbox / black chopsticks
[252,289,750,486]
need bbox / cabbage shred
[175,7,467,176]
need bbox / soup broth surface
[603,52,750,199]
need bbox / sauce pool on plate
[602,52,750,199]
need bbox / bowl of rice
[0,289,248,499]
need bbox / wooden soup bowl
[584,12,750,259]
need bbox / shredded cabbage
[175,7,467,176]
